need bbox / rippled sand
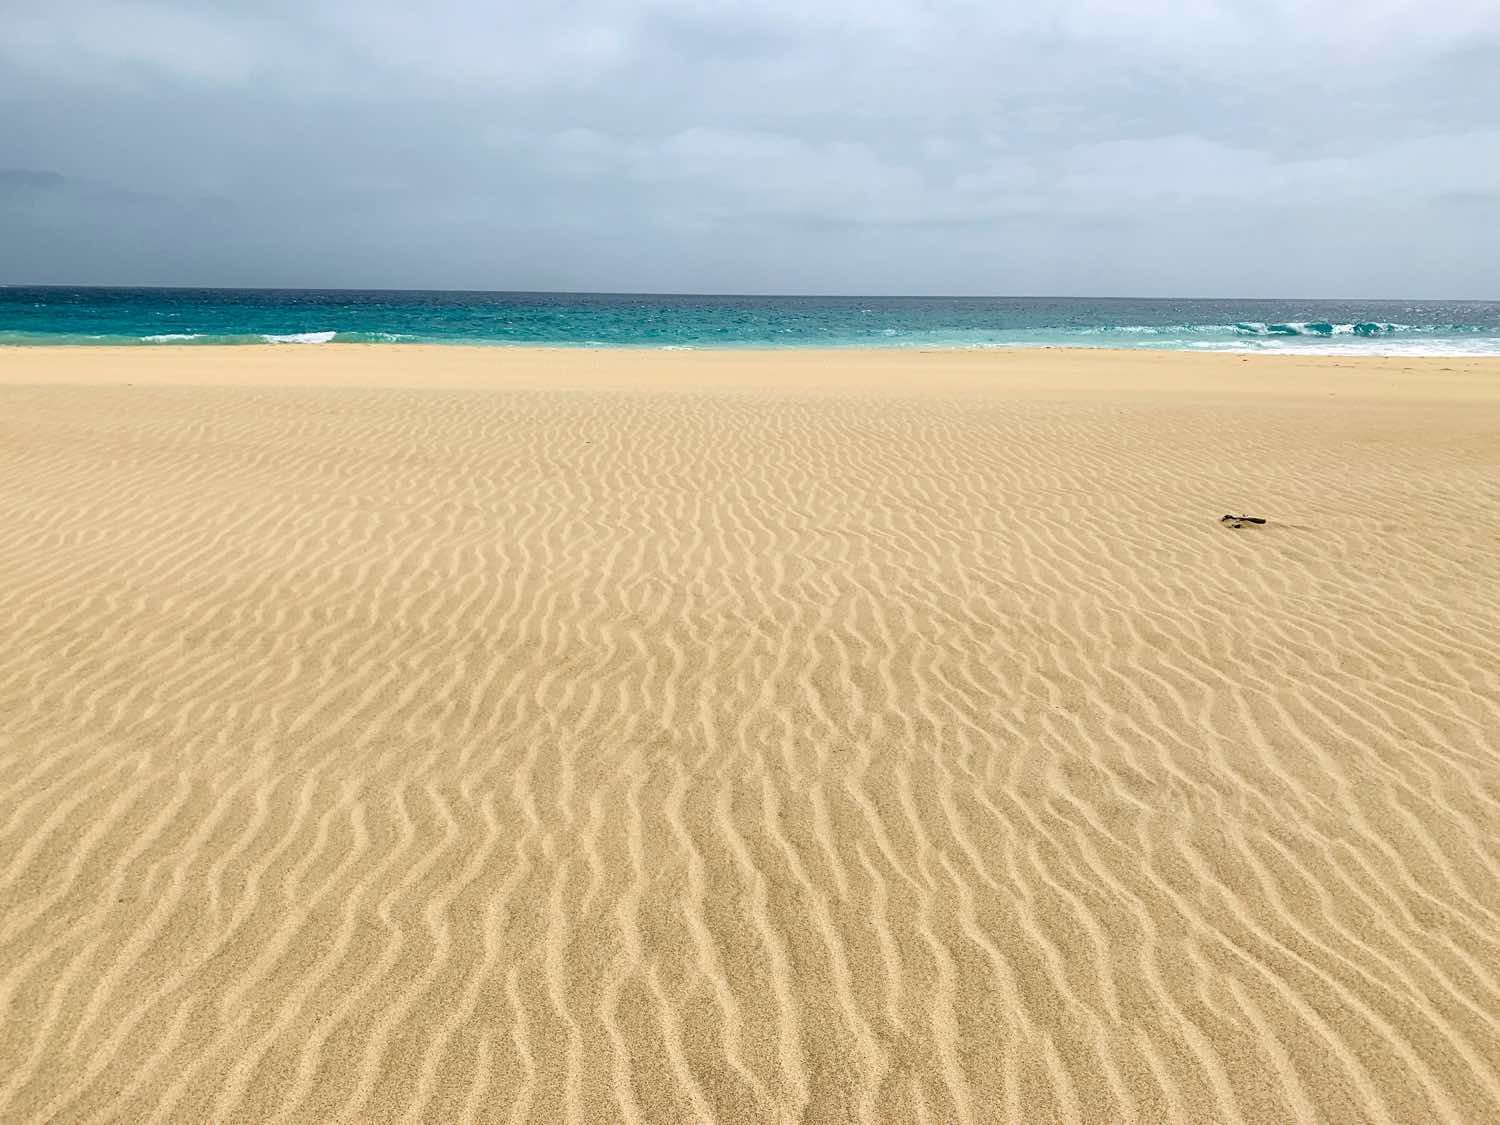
[2,346,1498,1123]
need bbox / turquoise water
[3,288,1499,354]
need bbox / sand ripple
[2,364,1499,1122]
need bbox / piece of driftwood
[1220,514,1267,528]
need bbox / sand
[1,345,1498,1123]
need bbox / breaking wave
[1228,321,1484,337]
[262,330,337,344]
[0,330,420,346]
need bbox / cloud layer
[4,1,1498,294]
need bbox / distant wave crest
[263,331,337,344]
[0,329,429,346]
[1229,320,1486,337]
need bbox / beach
[2,344,1498,1122]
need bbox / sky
[2,0,1498,296]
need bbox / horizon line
[3,283,1496,303]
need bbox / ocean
[3,287,1499,354]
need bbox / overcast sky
[3,1,1498,296]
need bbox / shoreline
[3,339,1499,356]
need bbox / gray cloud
[3,0,1498,295]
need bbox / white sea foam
[1188,338,1500,357]
[142,333,204,342]
[262,331,337,344]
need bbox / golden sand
[1,345,1498,1122]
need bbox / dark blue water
[3,288,1499,354]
